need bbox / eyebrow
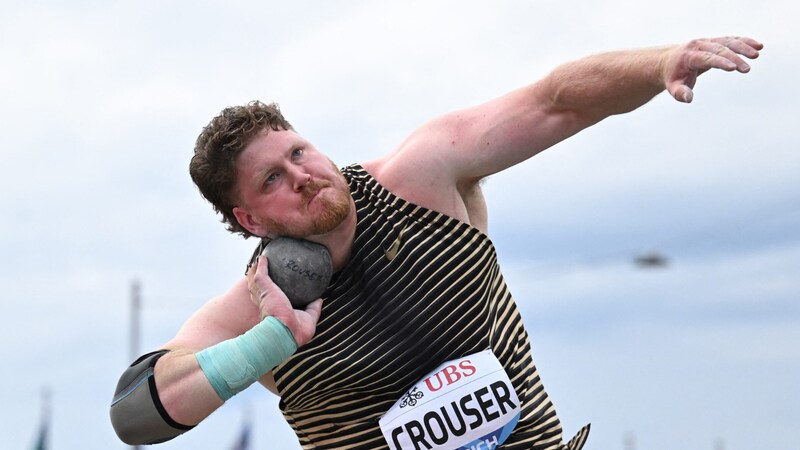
[251,138,305,188]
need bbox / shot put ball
[261,237,333,308]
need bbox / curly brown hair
[190,100,293,238]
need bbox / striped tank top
[255,164,589,449]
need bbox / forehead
[244,128,303,156]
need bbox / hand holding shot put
[110,35,762,449]
[246,253,323,348]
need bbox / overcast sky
[1,1,797,449]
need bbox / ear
[233,206,270,237]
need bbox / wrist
[652,45,678,90]
[195,316,298,401]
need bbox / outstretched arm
[482,35,762,175]
[379,36,763,191]
[547,36,762,118]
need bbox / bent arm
[110,266,322,445]
[109,278,258,445]
[152,278,259,426]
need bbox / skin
[150,36,762,427]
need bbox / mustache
[301,178,334,203]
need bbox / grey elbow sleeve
[110,350,194,445]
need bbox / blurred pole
[32,387,51,450]
[130,279,142,450]
[130,279,141,362]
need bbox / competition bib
[379,350,521,450]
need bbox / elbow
[110,350,194,445]
[110,402,188,445]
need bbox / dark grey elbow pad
[110,350,194,445]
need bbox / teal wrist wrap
[195,316,298,401]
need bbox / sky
[1,1,798,449]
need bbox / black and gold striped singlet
[257,165,589,449]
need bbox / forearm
[158,315,297,424]
[154,349,225,426]
[544,46,672,121]
[393,47,675,181]
[111,314,299,445]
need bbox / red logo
[423,360,477,392]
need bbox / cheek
[269,195,298,212]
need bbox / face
[232,129,351,239]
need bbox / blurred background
[2,1,797,449]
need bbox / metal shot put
[261,237,333,308]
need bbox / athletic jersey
[250,164,589,449]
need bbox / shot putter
[261,237,333,308]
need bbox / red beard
[266,177,351,238]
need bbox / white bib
[379,350,521,450]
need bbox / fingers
[666,36,761,103]
[713,36,763,56]
[249,258,324,347]
[687,37,761,73]
[249,256,290,313]
[247,257,267,299]
[254,256,280,293]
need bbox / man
[110,36,762,449]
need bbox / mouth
[305,185,327,208]
[303,179,334,208]
[308,189,321,204]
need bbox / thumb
[303,298,324,325]
[668,82,694,103]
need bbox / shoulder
[361,109,470,191]
[361,148,478,227]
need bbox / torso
[263,165,568,449]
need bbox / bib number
[379,350,521,450]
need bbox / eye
[264,172,280,187]
[291,147,304,159]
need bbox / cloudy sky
[1,1,797,449]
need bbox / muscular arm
[154,277,259,425]
[111,259,323,444]
[371,36,762,224]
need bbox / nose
[289,166,311,192]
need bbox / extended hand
[247,256,323,346]
[663,36,763,103]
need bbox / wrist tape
[195,316,297,401]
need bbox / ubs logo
[399,387,424,408]
[423,360,477,393]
